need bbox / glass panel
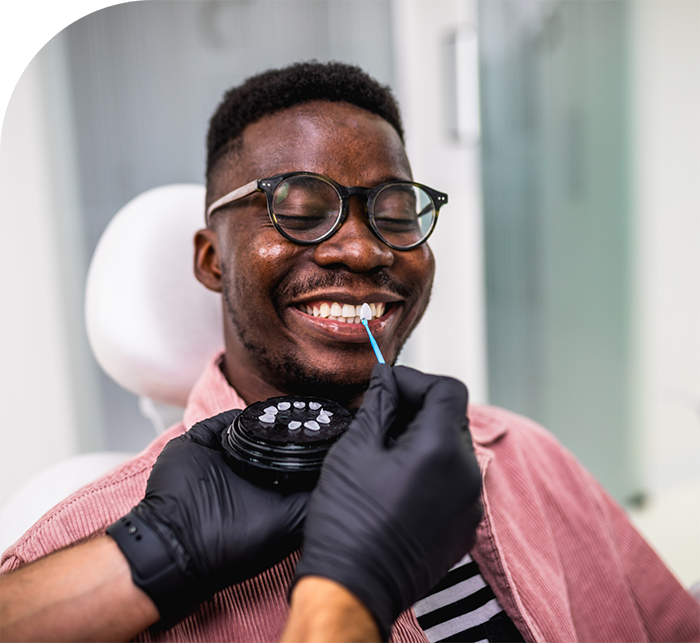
[479,0,639,504]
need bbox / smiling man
[197,95,434,406]
[1,62,699,643]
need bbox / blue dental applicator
[360,303,385,364]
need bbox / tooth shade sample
[360,303,372,320]
[288,421,301,430]
[294,401,306,408]
[259,414,276,423]
[317,414,331,424]
[277,402,291,411]
[264,406,278,415]
[304,420,320,431]
[309,402,322,410]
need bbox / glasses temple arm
[205,179,260,224]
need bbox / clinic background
[0,0,698,587]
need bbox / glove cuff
[106,510,193,629]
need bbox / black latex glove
[294,365,483,639]
[107,409,308,627]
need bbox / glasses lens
[372,184,435,248]
[271,175,341,242]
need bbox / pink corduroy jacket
[2,353,699,642]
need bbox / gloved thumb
[186,409,242,449]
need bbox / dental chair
[0,184,224,552]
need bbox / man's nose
[312,199,394,271]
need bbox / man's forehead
[211,101,411,196]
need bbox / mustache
[276,269,413,302]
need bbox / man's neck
[220,351,367,410]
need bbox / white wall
[628,0,700,587]
[391,0,489,405]
[0,37,103,510]
[631,0,700,496]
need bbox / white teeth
[300,301,387,323]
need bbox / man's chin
[265,357,374,409]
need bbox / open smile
[296,300,386,324]
[287,294,401,344]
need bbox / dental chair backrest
[85,184,224,410]
[0,185,224,553]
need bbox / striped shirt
[414,554,525,643]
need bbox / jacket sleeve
[597,481,700,642]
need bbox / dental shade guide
[360,303,385,364]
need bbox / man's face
[197,101,435,406]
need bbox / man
[1,62,698,643]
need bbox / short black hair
[206,61,404,180]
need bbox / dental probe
[360,303,385,364]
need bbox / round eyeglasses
[205,171,448,250]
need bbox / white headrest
[85,184,224,407]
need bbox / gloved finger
[280,490,310,535]
[185,409,243,449]
[392,368,468,449]
[347,364,399,444]
[391,366,465,407]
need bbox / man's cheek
[256,243,287,263]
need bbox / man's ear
[194,228,223,293]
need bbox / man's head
[205,61,405,185]
[194,62,436,407]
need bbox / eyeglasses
[205,171,448,250]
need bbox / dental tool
[360,303,385,364]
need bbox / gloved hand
[107,409,308,627]
[294,365,483,639]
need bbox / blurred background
[1,0,698,587]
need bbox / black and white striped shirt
[413,554,524,643]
